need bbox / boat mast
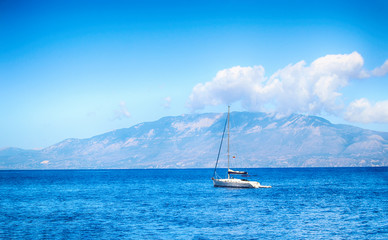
[227,105,230,179]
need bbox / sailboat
[211,106,271,188]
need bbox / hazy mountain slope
[1,112,387,169]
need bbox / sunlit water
[0,168,387,239]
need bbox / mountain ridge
[1,111,387,169]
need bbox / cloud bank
[345,98,388,123]
[188,52,388,123]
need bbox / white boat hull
[212,178,271,188]
[211,107,272,189]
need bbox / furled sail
[228,169,248,175]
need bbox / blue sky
[1,0,388,149]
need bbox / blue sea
[0,168,387,239]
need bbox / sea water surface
[0,168,387,239]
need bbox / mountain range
[1,111,387,169]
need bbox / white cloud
[371,60,388,77]
[163,96,172,109]
[271,52,364,115]
[188,65,276,111]
[114,101,131,120]
[188,52,388,123]
[344,98,388,123]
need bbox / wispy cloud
[114,101,131,120]
[163,96,172,109]
[188,52,388,123]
